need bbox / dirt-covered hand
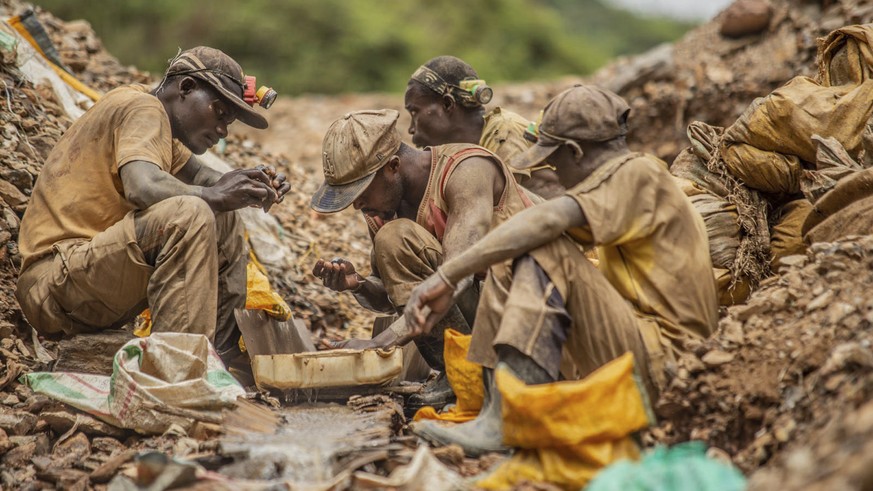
[201,168,277,212]
[328,338,381,350]
[403,271,454,337]
[328,327,400,350]
[256,164,291,203]
[312,258,362,292]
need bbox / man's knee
[140,195,215,233]
[172,196,215,229]
[373,218,421,254]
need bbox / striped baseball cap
[163,46,268,129]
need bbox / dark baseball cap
[163,46,268,130]
[510,85,629,170]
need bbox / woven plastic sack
[805,194,873,244]
[688,193,741,270]
[804,166,873,234]
[585,441,746,491]
[476,353,652,490]
[769,199,813,266]
[670,149,731,199]
[722,76,873,195]
[24,333,244,434]
[721,141,803,196]
[818,24,873,87]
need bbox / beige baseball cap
[163,46,268,129]
[310,109,402,213]
[510,85,630,170]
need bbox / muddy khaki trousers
[16,196,247,355]
[468,238,672,400]
[372,219,476,371]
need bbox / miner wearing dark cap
[16,46,289,364]
[310,109,538,410]
[404,85,719,456]
[404,55,565,199]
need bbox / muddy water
[220,403,391,484]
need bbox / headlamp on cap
[459,79,493,105]
[524,109,544,143]
[243,75,278,109]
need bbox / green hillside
[36,0,695,95]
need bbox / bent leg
[212,210,247,354]
[136,196,222,341]
[491,256,571,380]
[373,218,473,371]
[484,238,662,399]
[17,215,152,335]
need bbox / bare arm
[175,154,224,187]
[440,196,587,284]
[404,196,588,335]
[175,155,292,205]
[352,275,394,313]
[441,156,506,262]
[119,160,276,212]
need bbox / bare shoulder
[445,155,506,206]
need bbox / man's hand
[312,258,362,292]
[256,164,291,203]
[201,168,278,212]
[326,326,401,350]
[328,338,383,350]
[403,271,455,337]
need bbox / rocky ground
[0,0,872,488]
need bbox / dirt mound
[649,237,873,477]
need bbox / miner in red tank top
[310,109,535,411]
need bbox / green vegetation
[37,0,695,95]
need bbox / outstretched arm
[441,195,586,283]
[405,195,588,335]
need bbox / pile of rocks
[650,236,873,480]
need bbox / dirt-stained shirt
[564,152,719,346]
[19,85,192,270]
[480,107,532,177]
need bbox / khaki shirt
[480,107,531,175]
[19,85,192,270]
[565,152,719,347]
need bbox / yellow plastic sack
[245,250,292,321]
[135,250,291,340]
[477,439,641,491]
[476,353,653,490]
[413,329,484,423]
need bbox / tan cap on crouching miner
[510,84,630,170]
[161,46,268,129]
[310,109,402,213]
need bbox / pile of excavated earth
[0,0,872,488]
